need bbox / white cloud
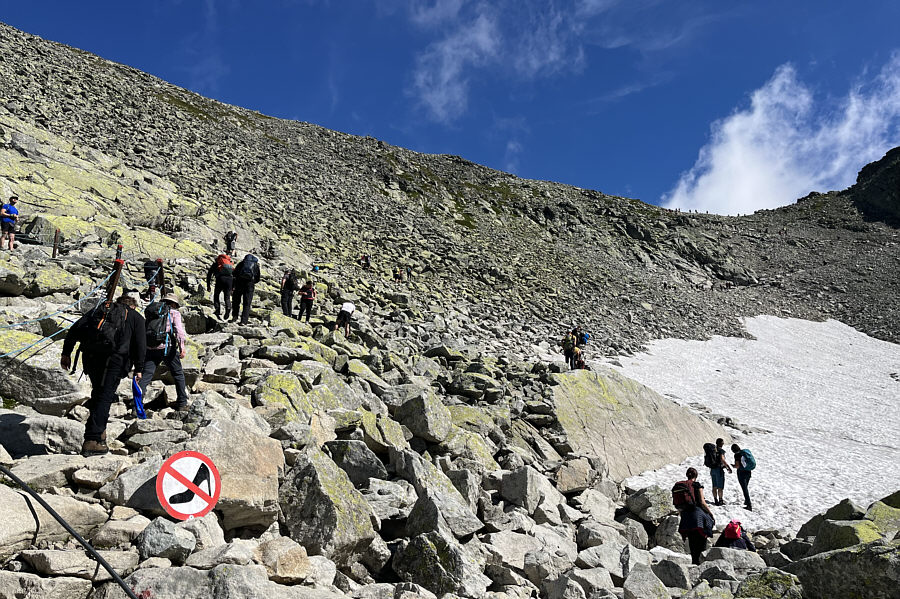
[409,0,467,27]
[504,139,523,173]
[410,11,499,122]
[663,54,900,215]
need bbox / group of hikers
[673,439,757,564]
[560,326,590,370]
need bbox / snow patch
[607,315,900,533]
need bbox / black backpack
[235,255,258,281]
[284,270,298,291]
[80,300,128,355]
[144,302,171,347]
[703,443,718,468]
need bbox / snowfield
[605,315,900,534]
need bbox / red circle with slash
[156,450,221,520]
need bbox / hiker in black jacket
[231,254,261,325]
[280,269,299,317]
[60,292,146,457]
[206,254,234,319]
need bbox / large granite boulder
[550,368,727,480]
[393,531,491,598]
[808,519,883,556]
[784,540,899,599]
[279,448,378,566]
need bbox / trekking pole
[52,229,60,258]
[107,245,124,301]
[0,464,141,599]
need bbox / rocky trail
[0,19,899,599]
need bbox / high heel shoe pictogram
[168,463,211,504]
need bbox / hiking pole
[52,229,60,258]
[0,464,141,599]
[107,245,124,300]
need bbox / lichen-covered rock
[394,390,452,443]
[393,531,491,598]
[279,447,377,566]
[864,500,900,537]
[0,258,27,295]
[551,368,727,481]
[823,497,866,521]
[684,581,734,598]
[734,568,803,599]
[23,265,81,297]
[808,519,883,555]
[784,540,899,599]
[626,485,674,522]
[324,439,388,487]
[439,426,501,472]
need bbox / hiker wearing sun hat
[137,292,190,413]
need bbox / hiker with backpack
[231,253,260,325]
[280,268,300,317]
[714,519,757,552]
[732,443,756,511]
[673,467,716,564]
[561,328,578,369]
[1,195,19,250]
[704,438,733,506]
[335,301,355,337]
[137,294,189,413]
[60,291,147,457]
[298,280,317,322]
[224,230,238,256]
[206,253,234,320]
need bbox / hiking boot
[174,402,190,413]
[81,439,109,457]
[743,505,753,511]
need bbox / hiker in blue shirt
[0,195,19,251]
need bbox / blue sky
[4,1,900,214]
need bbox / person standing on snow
[732,443,756,511]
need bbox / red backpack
[724,520,742,540]
[216,254,234,275]
[671,480,696,510]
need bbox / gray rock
[91,514,152,548]
[0,484,107,560]
[393,531,491,598]
[653,515,685,552]
[573,488,617,522]
[0,409,84,456]
[176,513,226,551]
[325,439,388,487]
[555,457,596,494]
[483,530,543,571]
[567,567,615,596]
[390,448,482,537]
[543,575,587,599]
[0,571,92,598]
[652,559,693,589]
[622,562,670,599]
[135,517,197,565]
[783,540,897,599]
[626,485,673,522]
[360,478,418,521]
[704,547,766,576]
[522,525,579,585]
[9,453,87,489]
[254,536,311,584]
[576,520,626,550]
[620,517,650,549]
[279,447,377,566]
[98,455,165,514]
[823,497,866,521]
[683,580,734,598]
[808,519,883,556]
[185,539,257,569]
[0,341,88,416]
[20,549,139,581]
[394,390,452,443]
[500,465,566,516]
[698,560,736,583]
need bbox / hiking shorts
[710,467,725,489]
[0,221,13,233]
[336,309,352,327]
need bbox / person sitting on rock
[138,293,190,414]
[61,291,146,457]
[714,519,757,552]
[335,301,355,337]
[676,467,716,565]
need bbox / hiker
[335,300,355,337]
[674,467,716,565]
[298,280,317,322]
[224,230,238,256]
[358,254,371,269]
[138,294,189,412]
[206,253,234,320]
[60,292,146,457]
[406,265,413,280]
[141,260,162,301]
[393,267,403,282]
[561,328,578,369]
[714,519,757,552]
[231,253,260,325]
[1,195,19,250]
[573,346,587,370]
[704,438,733,506]
[732,443,756,511]
[280,268,300,317]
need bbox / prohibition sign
[156,450,221,520]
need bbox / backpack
[672,480,696,510]
[80,300,128,355]
[284,270,299,291]
[144,302,171,348]
[740,449,757,471]
[216,253,234,276]
[703,443,718,468]
[723,520,742,540]
[562,334,575,351]
[235,255,258,281]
